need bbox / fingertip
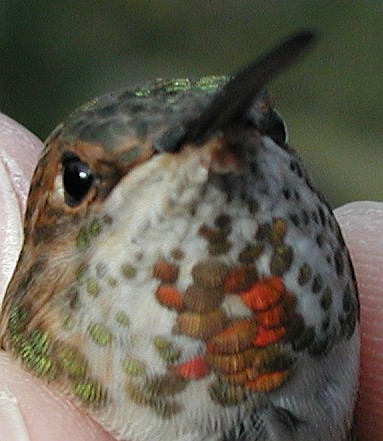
[335,201,383,440]
[0,114,43,301]
[0,113,43,211]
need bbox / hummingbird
[0,31,359,441]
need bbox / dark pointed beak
[155,30,318,154]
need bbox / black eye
[249,106,287,147]
[264,109,287,146]
[63,157,94,206]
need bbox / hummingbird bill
[0,31,359,441]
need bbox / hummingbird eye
[265,110,287,146]
[251,107,287,147]
[62,156,94,206]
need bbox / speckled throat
[0,31,359,441]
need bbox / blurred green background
[0,1,382,207]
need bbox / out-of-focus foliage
[0,0,382,206]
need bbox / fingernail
[0,391,30,440]
[0,156,23,304]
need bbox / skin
[0,112,381,441]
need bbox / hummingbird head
[20,30,317,250]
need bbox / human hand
[0,112,380,440]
